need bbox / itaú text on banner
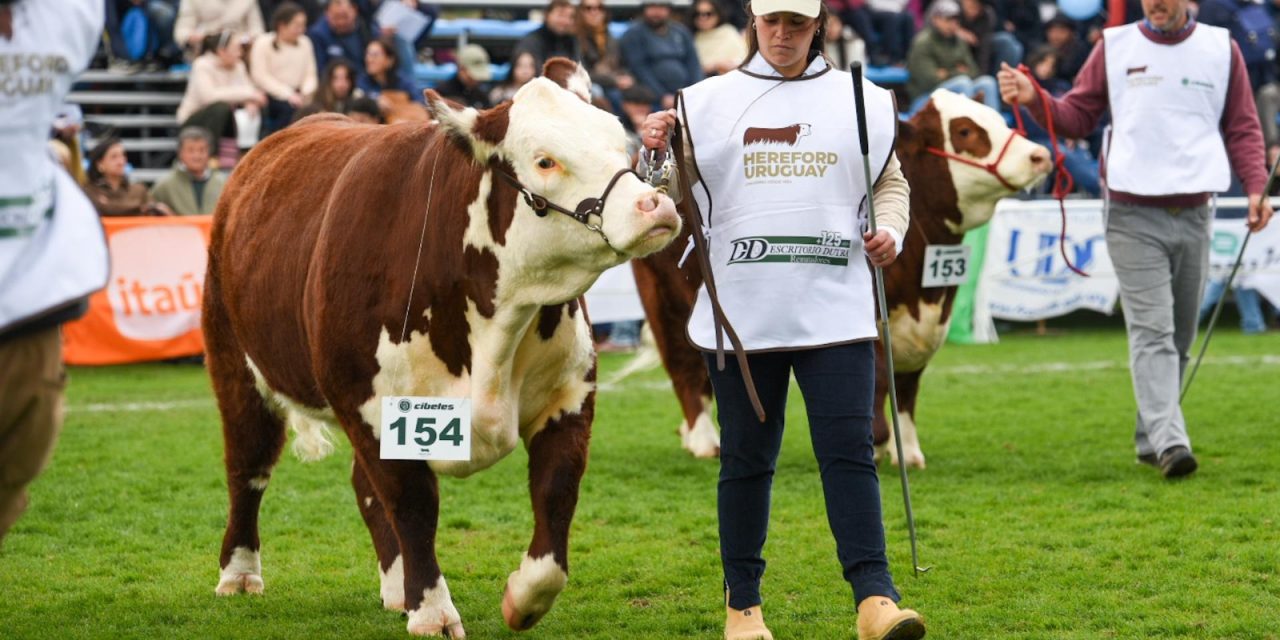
[62,215,211,365]
[976,197,1280,323]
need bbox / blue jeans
[1199,279,1267,334]
[706,340,899,609]
[937,74,1001,112]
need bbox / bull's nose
[1030,148,1051,173]
[636,192,660,213]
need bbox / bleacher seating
[71,69,187,185]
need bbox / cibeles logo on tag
[107,225,207,341]
[728,232,850,266]
[741,123,839,182]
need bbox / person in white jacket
[641,0,926,638]
[174,0,264,57]
[177,31,267,167]
[249,1,317,135]
[0,0,109,548]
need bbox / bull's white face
[929,89,1051,233]
[430,77,680,303]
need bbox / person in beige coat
[249,2,317,134]
[692,0,746,75]
[177,32,266,168]
[174,0,264,55]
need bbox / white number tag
[379,397,472,461]
[921,244,971,288]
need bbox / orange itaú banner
[62,215,212,365]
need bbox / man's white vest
[680,54,896,351]
[0,1,108,332]
[1103,21,1232,195]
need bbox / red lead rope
[1010,63,1089,277]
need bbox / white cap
[751,0,821,18]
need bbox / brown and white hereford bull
[634,89,1050,466]
[205,66,680,637]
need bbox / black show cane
[850,63,927,577]
[1181,158,1279,401]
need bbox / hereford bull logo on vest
[727,231,851,266]
[741,122,840,182]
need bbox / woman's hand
[864,230,897,268]
[641,109,678,152]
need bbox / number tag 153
[380,396,472,461]
[921,244,971,288]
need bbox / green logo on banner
[727,233,851,266]
[1211,231,1239,256]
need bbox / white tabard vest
[681,54,896,351]
[0,1,109,332]
[1103,22,1232,195]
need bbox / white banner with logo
[973,197,1280,342]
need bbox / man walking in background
[998,0,1272,479]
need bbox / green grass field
[1,324,1278,639]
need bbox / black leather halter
[493,167,640,239]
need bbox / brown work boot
[857,596,926,640]
[724,603,773,640]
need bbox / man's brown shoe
[725,604,773,640]
[857,596,925,640]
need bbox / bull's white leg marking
[246,357,337,462]
[681,395,719,458]
[406,575,465,638]
[894,411,925,469]
[215,546,263,595]
[503,554,568,628]
[888,303,950,373]
[379,554,405,612]
[248,476,269,491]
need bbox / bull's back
[208,116,425,406]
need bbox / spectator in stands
[250,2,318,136]
[825,0,878,64]
[177,31,268,169]
[259,0,323,24]
[174,0,265,57]
[993,0,1041,54]
[348,96,384,123]
[435,44,493,109]
[865,0,914,65]
[620,0,703,109]
[514,0,582,70]
[1043,13,1088,85]
[83,137,172,217]
[358,37,419,111]
[489,51,537,104]
[692,0,747,75]
[576,0,635,101]
[149,127,227,215]
[104,0,182,71]
[906,0,999,111]
[1198,0,1280,170]
[619,84,656,156]
[307,59,363,115]
[824,9,867,69]
[48,105,88,186]
[310,0,380,77]
[958,0,1022,74]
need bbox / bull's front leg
[502,393,593,631]
[345,428,464,638]
[352,459,405,611]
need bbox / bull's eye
[536,157,558,171]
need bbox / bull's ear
[897,119,922,156]
[541,57,592,102]
[424,89,503,160]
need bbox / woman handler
[641,0,925,638]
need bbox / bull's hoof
[215,572,264,596]
[406,616,466,638]
[502,585,544,631]
[680,414,721,459]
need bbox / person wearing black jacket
[513,0,582,71]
